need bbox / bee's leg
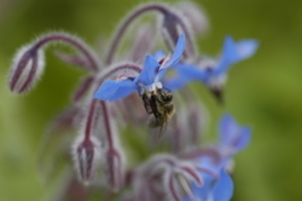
[150,94,161,117]
[141,94,153,114]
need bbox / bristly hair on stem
[8,31,101,94]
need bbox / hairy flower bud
[9,45,45,94]
[9,31,101,94]
[106,148,123,191]
[72,134,101,185]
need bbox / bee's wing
[148,115,168,141]
[157,120,168,140]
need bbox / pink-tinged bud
[72,134,101,186]
[174,1,209,35]
[8,45,45,94]
[106,148,123,192]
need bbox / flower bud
[106,148,123,191]
[9,45,45,94]
[72,134,101,185]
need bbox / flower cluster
[7,2,258,201]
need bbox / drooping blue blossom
[182,114,251,201]
[165,36,259,91]
[93,34,186,101]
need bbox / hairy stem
[105,3,197,64]
[84,99,97,141]
[105,3,168,65]
[33,32,100,71]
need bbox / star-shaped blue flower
[164,36,259,91]
[93,34,186,101]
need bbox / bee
[141,88,175,137]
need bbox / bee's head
[158,89,173,102]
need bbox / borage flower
[183,169,233,201]
[93,34,186,101]
[165,36,258,101]
[182,114,251,201]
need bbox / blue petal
[234,126,251,152]
[163,64,206,91]
[181,197,192,201]
[219,114,251,153]
[176,64,207,81]
[153,50,166,60]
[213,171,234,201]
[191,184,210,201]
[164,34,186,68]
[93,79,137,101]
[136,55,159,86]
[215,36,239,75]
[198,156,224,176]
[188,174,212,201]
[219,114,238,146]
[215,37,258,76]
[164,77,189,92]
[235,39,259,61]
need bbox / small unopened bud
[174,1,209,35]
[72,134,101,185]
[106,148,123,191]
[9,45,45,94]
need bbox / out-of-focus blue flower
[93,34,186,101]
[165,36,259,91]
[182,156,234,201]
[219,114,251,154]
[182,114,250,201]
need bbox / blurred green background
[0,0,302,200]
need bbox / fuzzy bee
[142,88,175,137]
